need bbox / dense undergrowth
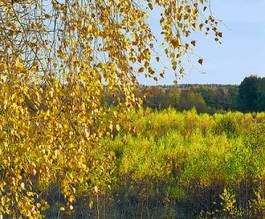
[99,109,265,219]
[3,108,265,218]
[45,109,265,218]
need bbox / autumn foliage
[0,0,222,217]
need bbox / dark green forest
[130,75,265,113]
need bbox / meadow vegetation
[45,108,265,218]
[96,109,265,218]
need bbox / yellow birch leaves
[0,0,221,217]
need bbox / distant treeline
[136,84,238,113]
[104,75,265,113]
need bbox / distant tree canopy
[102,75,265,114]
[238,75,265,112]
[257,78,265,111]
[104,85,239,113]
[238,76,259,112]
[135,85,238,113]
[133,76,265,113]
[179,89,208,112]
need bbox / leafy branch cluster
[0,0,220,217]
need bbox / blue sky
[139,0,265,85]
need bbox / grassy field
[47,109,265,218]
[97,109,265,218]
